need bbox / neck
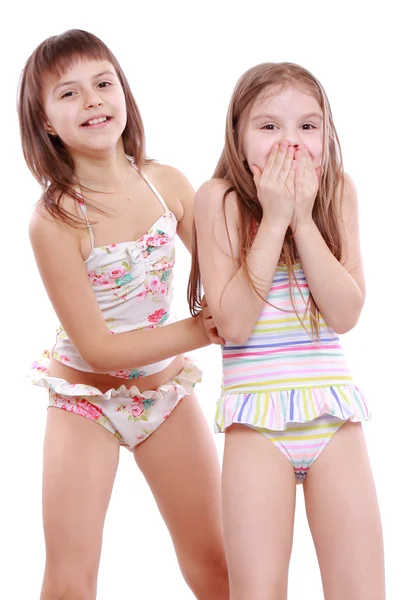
[72,139,134,191]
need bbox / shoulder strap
[128,157,169,213]
[78,199,95,249]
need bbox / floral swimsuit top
[52,159,178,380]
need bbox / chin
[88,142,120,155]
[86,134,122,150]
[67,140,117,157]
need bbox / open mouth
[81,116,112,127]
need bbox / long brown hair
[188,62,345,339]
[18,29,148,225]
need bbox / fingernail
[281,141,289,148]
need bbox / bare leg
[134,393,229,600]
[40,408,120,600]
[304,422,385,599]
[222,424,296,600]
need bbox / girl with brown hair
[19,28,228,600]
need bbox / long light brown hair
[188,62,345,339]
[18,29,149,225]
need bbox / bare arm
[29,208,210,373]
[195,179,288,345]
[293,174,366,333]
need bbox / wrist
[191,315,209,348]
[292,218,315,237]
[259,216,289,236]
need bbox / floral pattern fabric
[51,209,179,378]
[44,357,202,449]
[31,164,202,448]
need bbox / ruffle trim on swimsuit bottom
[215,385,370,433]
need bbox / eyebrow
[252,112,323,122]
[53,70,116,92]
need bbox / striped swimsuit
[215,264,370,483]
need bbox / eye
[61,91,75,99]
[98,81,111,89]
[262,123,278,131]
[301,123,316,130]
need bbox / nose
[281,128,300,148]
[284,136,300,148]
[84,91,104,110]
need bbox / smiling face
[241,85,324,172]
[42,59,127,158]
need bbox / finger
[285,159,296,195]
[295,146,305,164]
[208,317,220,330]
[262,143,280,179]
[205,323,218,336]
[301,147,309,171]
[303,147,314,167]
[205,318,216,331]
[250,163,263,188]
[294,147,304,171]
[208,330,225,345]
[202,306,211,319]
[294,149,303,187]
[204,317,220,333]
[271,141,290,179]
[303,150,318,182]
[279,145,295,183]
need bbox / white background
[1,1,399,598]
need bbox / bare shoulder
[29,200,61,237]
[29,197,80,249]
[337,172,358,213]
[143,161,188,185]
[196,177,232,199]
[343,172,357,192]
[194,178,239,220]
[142,162,194,220]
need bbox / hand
[290,146,321,232]
[251,140,296,226]
[200,296,225,346]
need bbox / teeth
[86,117,108,126]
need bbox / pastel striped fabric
[215,265,370,433]
[256,414,345,483]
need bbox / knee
[41,568,97,600]
[179,549,229,600]
[229,567,288,600]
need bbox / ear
[44,121,56,136]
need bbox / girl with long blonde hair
[189,62,385,599]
